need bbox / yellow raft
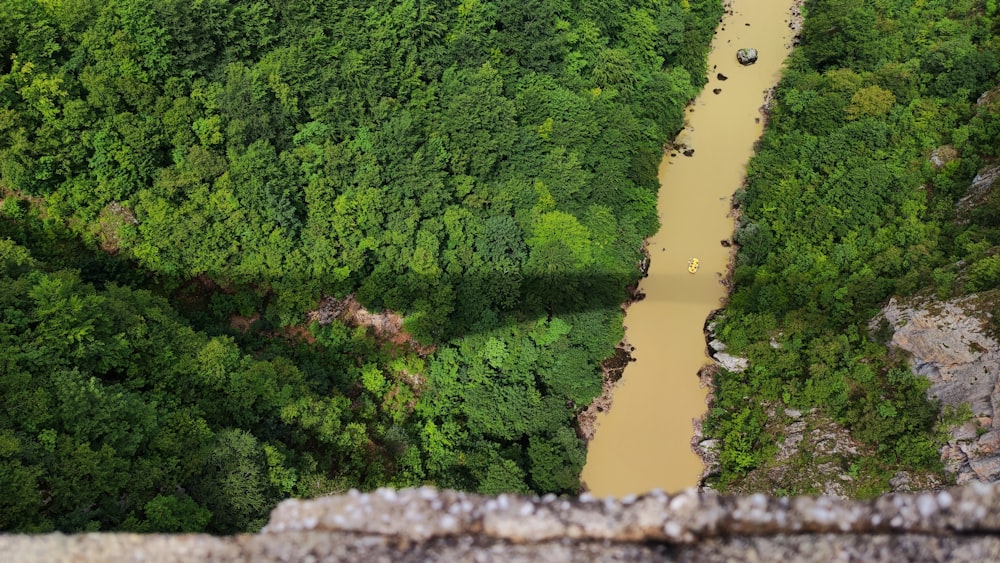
[687,258,700,274]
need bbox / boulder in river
[737,47,758,65]
[717,73,728,81]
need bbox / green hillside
[706,0,1000,495]
[0,0,722,532]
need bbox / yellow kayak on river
[687,258,699,274]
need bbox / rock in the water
[717,73,728,81]
[683,148,695,157]
[737,47,758,65]
[713,88,722,95]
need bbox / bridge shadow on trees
[181,265,647,345]
[3,211,717,348]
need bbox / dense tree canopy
[0,0,722,532]
[6,0,997,531]
[707,0,1000,494]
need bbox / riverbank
[694,0,805,485]
[580,0,801,497]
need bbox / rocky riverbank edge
[695,147,1000,490]
[576,243,647,443]
[692,0,805,487]
[580,0,805,478]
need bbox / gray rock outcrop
[737,47,758,65]
[929,144,958,169]
[874,296,1000,483]
[714,351,748,372]
[7,484,1000,561]
[955,164,1000,220]
[706,326,749,373]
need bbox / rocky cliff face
[714,406,880,498]
[956,165,1000,222]
[6,484,1000,561]
[873,295,1000,484]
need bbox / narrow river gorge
[581,0,800,497]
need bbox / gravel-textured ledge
[4,484,1000,562]
[263,483,1000,542]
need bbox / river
[580,0,799,497]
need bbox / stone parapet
[5,484,1000,561]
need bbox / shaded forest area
[707,0,1000,494]
[0,0,722,532]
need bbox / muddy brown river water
[580,0,798,497]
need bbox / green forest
[706,0,1000,494]
[5,0,997,535]
[0,0,722,532]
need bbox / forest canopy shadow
[3,214,716,344]
[394,268,720,341]
[212,267,647,344]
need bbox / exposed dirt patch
[280,324,318,345]
[229,313,260,332]
[95,201,138,253]
[229,313,319,345]
[309,295,436,356]
[173,274,228,317]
